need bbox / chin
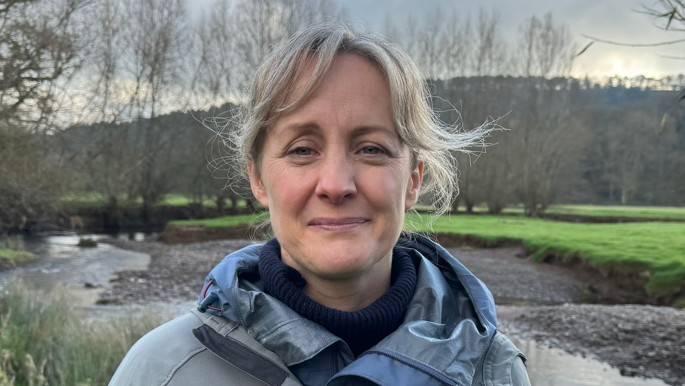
[306,243,381,278]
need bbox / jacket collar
[199,234,497,385]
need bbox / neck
[281,247,392,312]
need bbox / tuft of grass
[0,236,34,266]
[0,249,34,263]
[0,279,169,385]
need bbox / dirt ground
[99,239,685,386]
[497,304,685,386]
[97,238,255,304]
[446,247,589,304]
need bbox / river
[0,234,671,386]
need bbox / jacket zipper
[331,347,338,376]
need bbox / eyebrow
[279,121,396,137]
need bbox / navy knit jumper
[258,238,418,357]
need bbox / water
[514,339,670,386]
[0,233,150,305]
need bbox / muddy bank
[498,304,685,386]
[0,258,15,271]
[159,227,668,304]
[157,226,662,305]
[447,247,590,304]
[0,253,37,273]
[158,223,258,244]
[437,233,664,305]
[97,238,255,305]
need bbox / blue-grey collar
[199,234,497,385]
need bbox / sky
[332,0,684,78]
[185,0,684,79]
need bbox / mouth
[308,217,370,231]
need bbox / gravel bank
[498,304,685,386]
[446,247,589,304]
[97,238,255,304]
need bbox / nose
[314,154,357,204]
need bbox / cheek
[263,162,315,211]
[358,165,409,210]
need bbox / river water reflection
[0,234,672,386]
[0,234,150,305]
[513,339,669,386]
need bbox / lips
[308,217,369,230]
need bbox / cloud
[331,0,685,77]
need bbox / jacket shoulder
[472,331,531,386]
[109,312,206,386]
[109,311,286,386]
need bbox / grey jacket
[110,235,530,386]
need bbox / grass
[0,236,34,266]
[0,249,34,263]
[167,213,261,228]
[544,204,685,220]
[406,213,685,299]
[465,204,685,220]
[0,279,168,386]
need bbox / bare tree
[107,0,190,223]
[510,13,581,216]
[584,107,662,204]
[0,0,90,232]
[0,0,90,132]
[231,0,343,87]
[472,9,507,77]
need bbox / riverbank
[160,214,685,307]
[97,238,255,304]
[498,304,685,386]
[0,248,35,271]
[97,238,685,385]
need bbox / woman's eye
[362,146,382,155]
[293,147,312,156]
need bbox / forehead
[272,53,395,137]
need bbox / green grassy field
[168,212,685,301]
[167,213,261,228]
[544,205,685,220]
[466,204,685,220]
[406,214,685,299]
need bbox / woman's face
[249,53,423,280]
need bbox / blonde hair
[217,22,496,216]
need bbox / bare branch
[581,34,685,47]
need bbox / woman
[110,23,530,386]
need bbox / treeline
[1,0,683,232]
[58,79,684,221]
[431,77,685,216]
